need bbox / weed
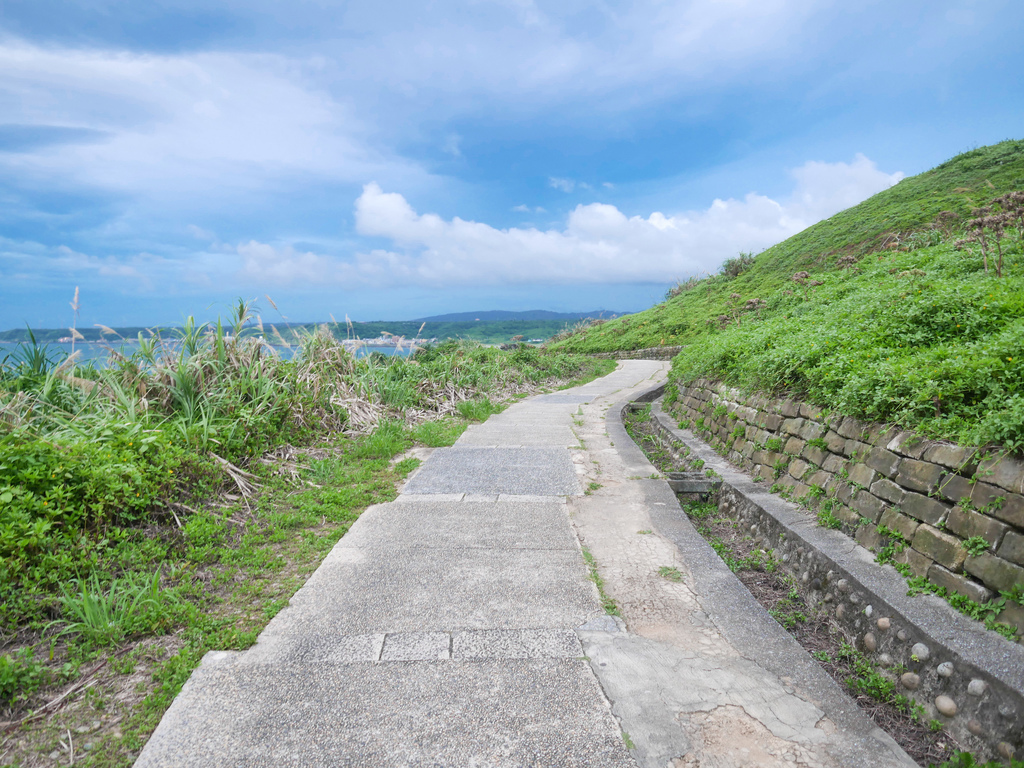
[49,570,186,647]
[657,566,684,582]
[963,535,989,556]
[582,548,620,616]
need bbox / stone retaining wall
[667,378,1024,638]
[638,400,1024,762]
[590,345,683,361]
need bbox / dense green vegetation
[551,139,1024,451]
[0,313,612,765]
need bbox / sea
[0,340,413,369]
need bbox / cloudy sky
[1,1,1021,328]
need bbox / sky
[1,1,1022,329]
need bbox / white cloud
[0,42,422,206]
[233,155,899,289]
[512,204,531,212]
[548,177,576,192]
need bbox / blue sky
[1,0,1022,329]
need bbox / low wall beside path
[666,377,1024,636]
[589,345,683,361]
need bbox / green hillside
[551,139,1024,451]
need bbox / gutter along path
[136,361,915,767]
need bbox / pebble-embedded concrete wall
[667,378,1024,640]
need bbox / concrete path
[136,361,915,767]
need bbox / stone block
[851,491,886,522]
[822,454,847,474]
[927,564,993,604]
[1000,603,1024,637]
[977,454,1024,496]
[901,492,950,526]
[856,524,883,551]
[756,464,775,483]
[784,436,806,456]
[792,482,811,500]
[778,399,801,418]
[923,443,979,473]
[946,506,1009,549]
[887,431,932,459]
[879,508,920,541]
[806,470,833,490]
[847,462,878,489]
[895,459,945,494]
[802,445,829,466]
[835,482,855,505]
[871,478,906,505]
[799,403,824,420]
[937,473,976,506]
[938,474,1006,512]
[788,459,811,481]
[865,425,901,447]
[913,525,967,572]
[895,547,933,578]
[866,447,902,478]
[797,420,827,441]
[759,413,784,431]
[844,439,871,460]
[736,406,757,423]
[837,416,866,440]
[998,531,1024,567]
[989,493,1024,529]
[740,441,756,459]
[782,418,805,436]
[964,553,1024,593]
[834,504,861,527]
[824,430,846,453]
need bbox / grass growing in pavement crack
[657,566,683,582]
[581,547,620,617]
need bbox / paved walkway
[137,362,914,767]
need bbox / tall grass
[0,315,604,632]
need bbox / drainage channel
[622,398,1024,767]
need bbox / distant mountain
[412,309,624,323]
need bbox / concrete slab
[452,628,582,660]
[136,656,635,768]
[402,445,583,496]
[242,546,602,661]
[338,500,580,550]
[457,424,579,447]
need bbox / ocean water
[0,340,413,369]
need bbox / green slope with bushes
[550,139,1024,451]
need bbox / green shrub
[0,648,50,704]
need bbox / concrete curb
[607,386,911,767]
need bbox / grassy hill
[551,139,1024,451]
